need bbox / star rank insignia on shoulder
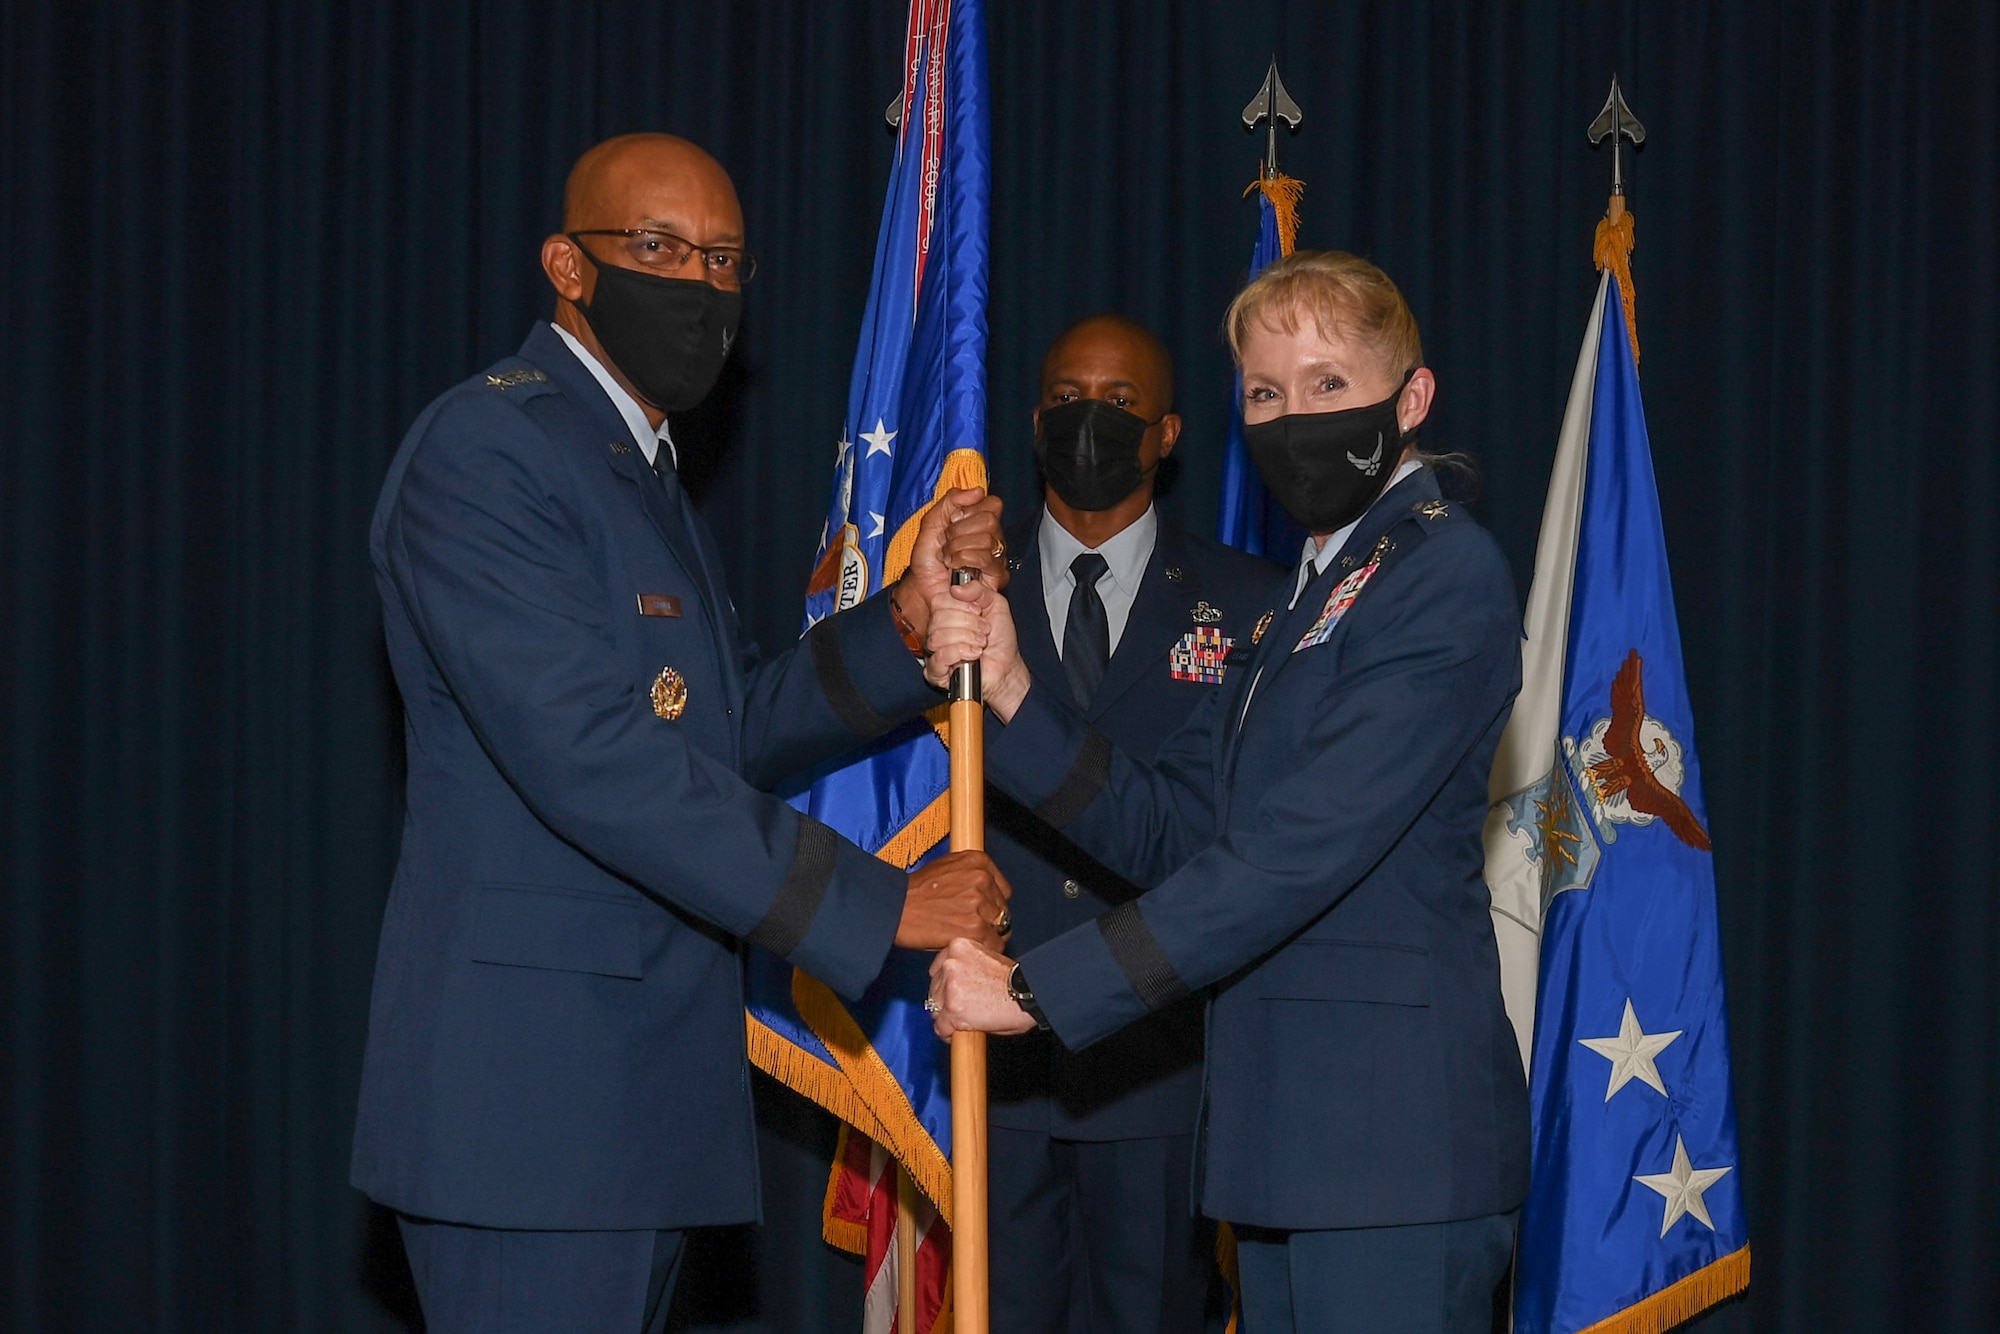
[1416,499,1450,520]
[486,367,549,390]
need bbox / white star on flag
[863,419,897,457]
[867,512,886,539]
[1634,1135,1733,1237]
[1578,998,1682,1099]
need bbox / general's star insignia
[486,368,547,388]
[1417,499,1450,520]
[1634,1135,1733,1236]
[1577,998,1682,1099]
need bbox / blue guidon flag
[1486,220,1751,1333]
[744,1,987,1328]
[1215,173,1306,559]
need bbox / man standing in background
[985,315,1282,1333]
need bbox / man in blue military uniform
[350,134,1013,1333]
[986,315,1281,1334]
[926,253,1530,1333]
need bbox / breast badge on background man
[985,315,1281,1334]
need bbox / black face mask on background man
[570,237,742,414]
[1242,372,1415,532]
[1034,399,1161,512]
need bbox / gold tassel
[1574,1244,1751,1334]
[1244,172,1306,257]
[1215,1221,1243,1334]
[819,1122,872,1255]
[1594,208,1641,369]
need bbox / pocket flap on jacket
[468,884,645,980]
[1247,940,1431,1006]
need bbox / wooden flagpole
[896,1166,921,1332]
[947,567,990,1332]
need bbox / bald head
[1039,313,1175,416]
[560,133,742,237]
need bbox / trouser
[397,1214,685,1334]
[1233,1210,1518,1334]
[989,1126,1214,1334]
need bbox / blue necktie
[1063,552,1111,709]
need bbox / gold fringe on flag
[1575,1245,1751,1334]
[791,969,958,1224]
[1594,208,1641,369]
[1244,172,1305,257]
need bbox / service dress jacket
[988,469,1531,1230]
[351,325,936,1231]
[988,511,1281,1141]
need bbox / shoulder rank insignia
[651,665,689,720]
[1169,627,1232,684]
[486,367,548,389]
[1248,609,1275,645]
[1190,600,1223,624]
[1416,499,1450,520]
[1294,534,1393,653]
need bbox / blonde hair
[1224,250,1424,377]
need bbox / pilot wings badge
[1564,648,1712,852]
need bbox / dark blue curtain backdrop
[3,1,1994,1330]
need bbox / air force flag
[1489,256,1751,1332]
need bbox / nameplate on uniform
[1169,627,1233,684]
[637,594,682,618]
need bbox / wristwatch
[1008,965,1051,1032]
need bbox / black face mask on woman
[1035,399,1161,512]
[1242,372,1414,532]
[571,238,742,414]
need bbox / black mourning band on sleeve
[1096,901,1189,1013]
[1032,727,1112,829]
[809,614,890,739]
[747,817,838,959]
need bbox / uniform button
[1062,879,1082,899]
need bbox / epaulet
[1395,496,1467,543]
[475,360,558,403]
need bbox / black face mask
[1035,399,1161,512]
[1242,375,1413,532]
[571,237,742,414]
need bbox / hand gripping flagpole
[948,564,990,1332]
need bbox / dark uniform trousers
[987,513,1282,1334]
[397,1218,686,1334]
[1234,1211,1517,1334]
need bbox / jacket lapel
[1224,469,1440,748]
[520,324,713,591]
[1087,517,1196,721]
[1008,516,1068,700]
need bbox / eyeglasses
[569,229,757,286]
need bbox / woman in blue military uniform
[926,252,1529,1334]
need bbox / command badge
[1249,609,1275,645]
[651,666,689,720]
[1169,627,1233,684]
